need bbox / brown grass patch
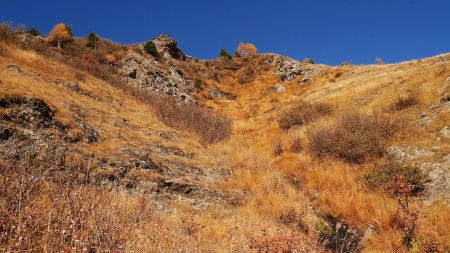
[278,101,333,130]
[307,111,399,163]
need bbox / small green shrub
[26,27,40,36]
[194,78,203,89]
[219,48,232,60]
[86,32,99,49]
[143,41,159,58]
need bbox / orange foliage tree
[48,23,72,48]
[236,42,257,56]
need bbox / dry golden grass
[1,39,449,252]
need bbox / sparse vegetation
[278,101,333,130]
[307,111,399,163]
[1,25,449,252]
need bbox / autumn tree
[48,23,72,48]
[236,42,257,56]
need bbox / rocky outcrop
[387,145,450,205]
[417,89,449,126]
[271,55,324,83]
[117,53,195,101]
[152,34,185,60]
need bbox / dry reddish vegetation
[307,111,399,163]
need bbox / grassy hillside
[0,26,449,252]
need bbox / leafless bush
[150,96,232,143]
[290,137,303,153]
[0,23,15,44]
[278,102,333,130]
[273,140,284,156]
[237,67,256,84]
[307,111,399,163]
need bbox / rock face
[272,55,323,83]
[388,145,450,205]
[417,89,450,126]
[117,54,194,101]
[152,34,186,60]
[420,155,450,205]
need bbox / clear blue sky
[1,0,449,65]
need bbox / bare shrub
[0,23,15,44]
[150,96,232,143]
[278,102,333,130]
[290,137,303,153]
[237,67,255,84]
[273,140,284,156]
[307,111,399,163]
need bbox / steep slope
[0,30,449,252]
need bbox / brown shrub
[278,102,333,130]
[237,67,255,84]
[0,23,15,44]
[364,158,428,196]
[307,111,399,163]
[150,96,232,143]
[273,140,284,156]
[290,137,303,153]
[390,95,418,111]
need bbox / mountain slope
[0,31,449,252]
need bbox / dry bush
[290,136,303,153]
[390,95,418,111]
[307,111,399,163]
[150,96,232,143]
[273,140,284,156]
[0,23,15,44]
[364,158,429,195]
[237,66,256,84]
[278,101,333,130]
